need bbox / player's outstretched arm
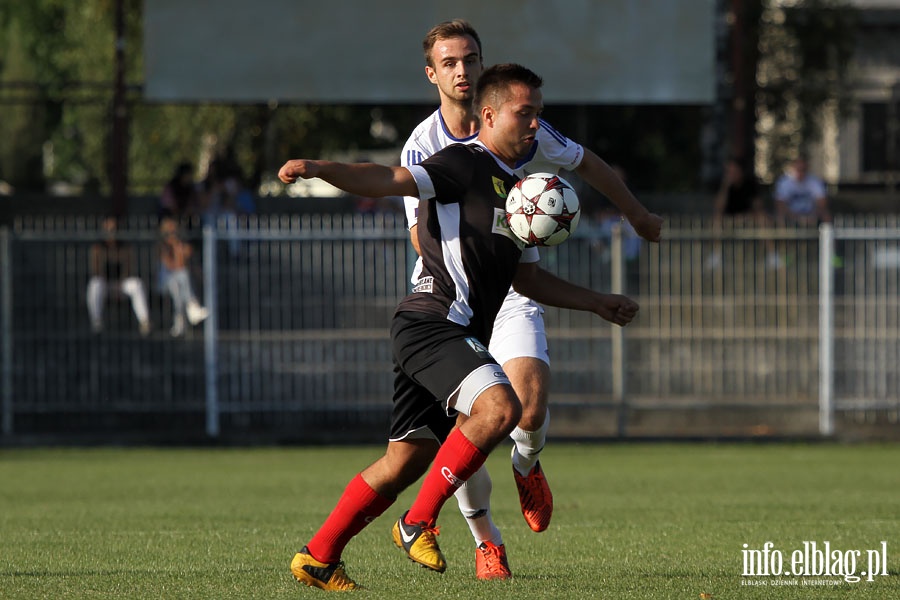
[512,263,638,327]
[278,159,419,199]
[575,149,663,242]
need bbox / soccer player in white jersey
[400,20,664,580]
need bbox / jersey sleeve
[529,119,584,172]
[406,165,435,202]
[400,136,430,229]
[520,246,540,263]
[416,145,473,203]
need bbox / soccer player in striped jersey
[399,20,664,580]
[279,63,641,591]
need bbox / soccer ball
[505,173,581,246]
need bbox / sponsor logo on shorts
[412,276,433,293]
[465,337,491,358]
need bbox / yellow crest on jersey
[492,176,508,198]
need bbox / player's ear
[425,66,438,85]
[481,105,494,127]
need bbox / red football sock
[405,429,487,527]
[306,473,393,564]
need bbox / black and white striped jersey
[399,142,540,343]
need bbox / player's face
[491,83,543,163]
[425,35,482,105]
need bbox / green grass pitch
[1,443,898,599]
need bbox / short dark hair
[473,63,543,111]
[422,19,482,68]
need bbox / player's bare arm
[278,160,419,199]
[408,224,422,256]
[575,149,663,243]
[512,262,638,327]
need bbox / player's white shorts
[488,289,550,367]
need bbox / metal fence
[1,213,898,443]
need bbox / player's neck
[439,101,479,139]
[475,138,518,170]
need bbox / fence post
[1,227,11,436]
[818,223,835,436]
[203,225,220,438]
[611,223,627,437]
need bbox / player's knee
[501,394,523,432]
[475,387,521,436]
[519,388,548,416]
[505,358,550,411]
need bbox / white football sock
[510,408,550,476]
[454,465,502,546]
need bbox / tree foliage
[0,0,863,200]
[0,0,137,191]
[756,0,858,176]
[0,0,416,198]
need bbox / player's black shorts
[389,311,500,443]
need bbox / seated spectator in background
[200,155,252,257]
[707,156,778,269]
[713,156,765,223]
[87,216,151,336]
[582,164,641,264]
[773,156,832,225]
[200,157,237,223]
[157,217,209,337]
[201,153,256,221]
[160,161,200,220]
[585,203,641,264]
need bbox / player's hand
[278,160,320,184]
[593,294,639,326]
[630,212,663,243]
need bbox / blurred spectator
[201,154,256,218]
[157,217,209,337]
[86,216,151,336]
[707,156,776,269]
[773,156,832,225]
[200,155,252,256]
[713,156,764,222]
[583,165,641,263]
[160,161,200,220]
[585,203,641,263]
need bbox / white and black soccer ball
[505,173,581,246]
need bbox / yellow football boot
[391,511,447,573]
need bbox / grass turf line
[1,443,898,599]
